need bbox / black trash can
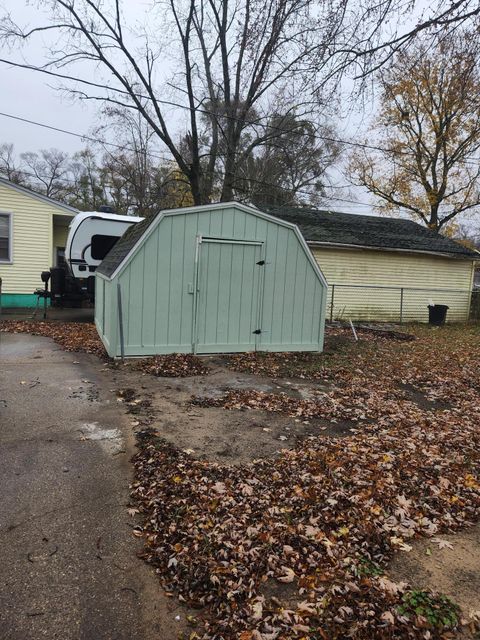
[428,304,449,325]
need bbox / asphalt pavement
[0,332,179,640]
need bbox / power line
[0,58,365,150]
[0,109,464,214]
[0,109,369,204]
[0,109,355,179]
[0,110,175,165]
[2,58,480,167]
[12,162,375,211]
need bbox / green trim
[0,293,46,308]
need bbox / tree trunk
[220,171,235,201]
[429,204,439,231]
[220,133,239,202]
[190,175,202,206]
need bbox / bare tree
[324,1,480,84]
[20,148,71,200]
[451,222,480,250]
[97,107,193,215]
[0,1,479,204]
[0,143,25,184]
[0,0,323,204]
[67,148,108,211]
[350,34,480,232]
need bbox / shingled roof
[97,203,479,278]
[263,206,479,259]
[96,213,154,278]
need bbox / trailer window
[91,234,119,260]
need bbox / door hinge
[252,329,262,335]
[256,260,265,266]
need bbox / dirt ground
[109,358,353,465]
[389,525,480,638]
[105,346,480,634]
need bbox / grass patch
[398,590,460,630]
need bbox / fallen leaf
[432,538,454,550]
[277,566,295,583]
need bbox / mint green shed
[95,202,327,357]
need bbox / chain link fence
[327,284,480,324]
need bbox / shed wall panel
[104,279,116,351]
[258,225,324,349]
[95,277,105,334]
[141,228,159,347]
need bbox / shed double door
[194,239,263,353]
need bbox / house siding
[312,246,475,322]
[0,182,74,302]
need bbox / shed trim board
[95,203,328,357]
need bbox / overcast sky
[0,0,384,214]
[0,0,144,153]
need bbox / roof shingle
[96,214,155,278]
[263,206,479,259]
[97,204,479,279]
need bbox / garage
[95,202,327,357]
[265,205,480,322]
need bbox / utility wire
[0,109,358,189]
[11,162,375,211]
[0,109,371,204]
[0,110,433,212]
[2,58,480,167]
[0,110,176,165]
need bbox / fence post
[330,284,335,322]
[400,287,404,324]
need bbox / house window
[91,234,119,260]
[0,213,11,262]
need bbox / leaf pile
[225,326,412,380]
[132,325,480,639]
[0,320,106,358]
[226,350,327,380]
[131,353,210,378]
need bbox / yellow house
[266,206,480,323]
[0,177,78,307]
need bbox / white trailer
[39,210,143,308]
[66,211,143,279]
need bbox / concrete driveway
[0,332,180,640]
